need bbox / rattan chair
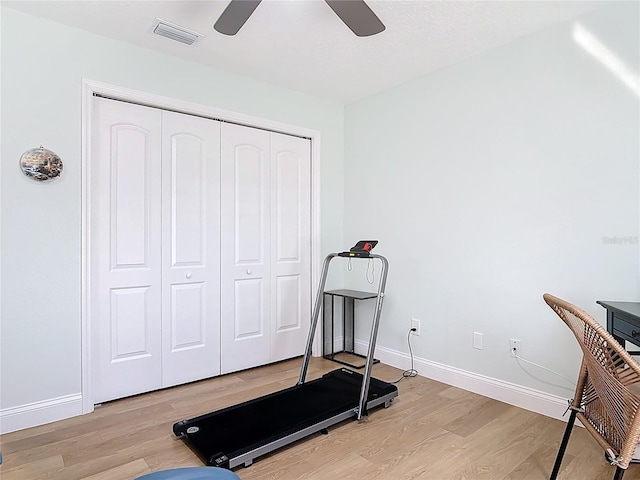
[544,293,640,480]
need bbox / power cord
[366,258,375,284]
[347,257,376,284]
[392,328,418,383]
[513,351,575,387]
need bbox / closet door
[161,111,221,387]
[92,98,163,403]
[220,123,271,373]
[92,99,222,403]
[220,124,312,373]
[270,132,311,361]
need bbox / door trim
[81,78,322,414]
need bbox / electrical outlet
[510,339,521,357]
[411,318,421,336]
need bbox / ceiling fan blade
[325,0,385,37]
[214,0,262,36]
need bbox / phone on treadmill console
[340,240,378,257]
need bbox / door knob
[185,272,192,279]
[246,269,252,275]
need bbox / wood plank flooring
[1,358,639,479]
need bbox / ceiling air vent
[152,18,203,45]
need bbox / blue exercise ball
[135,467,240,480]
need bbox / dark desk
[597,301,640,349]
[322,289,380,369]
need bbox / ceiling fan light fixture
[152,18,203,45]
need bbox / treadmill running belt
[174,368,396,466]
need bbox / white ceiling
[4,0,608,103]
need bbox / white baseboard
[1,342,570,435]
[355,340,569,422]
[0,393,83,434]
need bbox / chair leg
[613,466,625,480]
[550,409,578,480]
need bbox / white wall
[2,1,638,433]
[0,6,344,429]
[344,2,639,399]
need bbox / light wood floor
[2,358,640,480]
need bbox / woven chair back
[544,293,640,468]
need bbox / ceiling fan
[214,0,385,37]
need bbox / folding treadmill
[172,245,397,469]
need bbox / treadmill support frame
[298,252,389,420]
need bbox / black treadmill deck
[173,368,397,468]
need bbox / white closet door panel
[270,133,311,361]
[170,283,205,345]
[234,278,265,336]
[108,287,155,362]
[275,275,301,331]
[161,111,221,387]
[112,127,151,267]
[221,123,271,374]
[92,97,162,403]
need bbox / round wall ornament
[20,146,63,182]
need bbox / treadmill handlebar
[297,252,389,421]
